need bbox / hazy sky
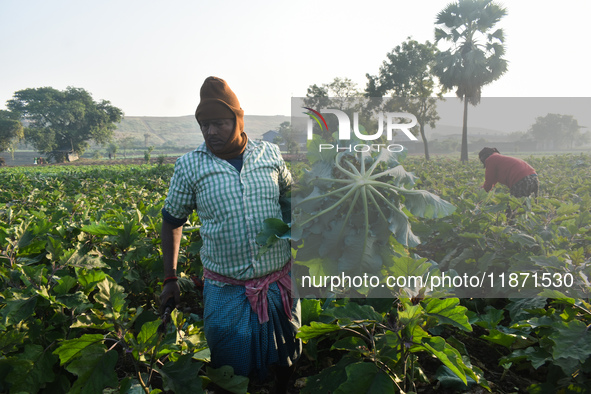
[1,0,589,118]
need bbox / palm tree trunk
[461,97,469,162]
[420,123,430,160]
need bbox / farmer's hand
[159,280,180,315]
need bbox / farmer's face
[200,118,235,152]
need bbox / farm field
[1,153,590,393]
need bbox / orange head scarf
[195,76,248,159]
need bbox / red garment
[483,153,536,192]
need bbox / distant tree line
[0,86,122,163]
[525,113,588,150]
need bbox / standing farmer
[479,147,539,198]
[159,77,300,392]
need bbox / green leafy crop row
[0,165,224,393]
[1,153,591,393]
[273,151,591,392]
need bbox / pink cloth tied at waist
[203,261,293,324]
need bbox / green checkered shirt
[164,139,292,280]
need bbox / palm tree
[434,0,508,162]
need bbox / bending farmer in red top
[479,147,539,198]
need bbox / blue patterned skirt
[203,279,302,380]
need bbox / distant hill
[114,115,291,148]
[114,114,513,148]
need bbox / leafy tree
[118,136,138,158]
[6,86,123,162]
[305,78,364,140]
[528,113,583,150]
[144,145,154,163]
[305,77,363,109]
[366,38,443,160]
[107,142,118,159]
[0,110,24,152]
[433,0,508,162]
[273,121,300,155]
[324,77,363,98]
